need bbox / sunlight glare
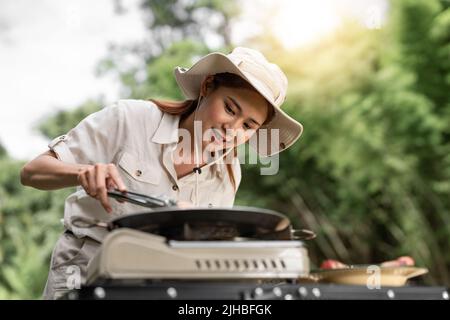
[270,0,342,49]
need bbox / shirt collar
[151,111,234,178]
[151,112,180,144]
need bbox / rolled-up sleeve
[48,100,126,165]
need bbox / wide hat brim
[174,52,303,157]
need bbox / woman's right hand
[77,163,127,213]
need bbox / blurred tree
[237,0,450,285]
[37,98,104,140]
[96,0,238,99]
[0,142,6,158]
[140,0,237,48]
[121,40,210,100]
[388,0,449,108]
[0,156,70,298]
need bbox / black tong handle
[107,189,177,208]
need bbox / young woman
[20,47,304,299]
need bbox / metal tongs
[107,189,178,208]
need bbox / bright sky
[0,0,387,161]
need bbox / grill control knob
[272,287,282,297]
[298,287,308,298]
[167,287,178,299]
[253,287,264,298]
[94,287,106,299]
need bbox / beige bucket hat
[174,47,303,157]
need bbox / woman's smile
[211,127,227,145]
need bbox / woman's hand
[77,163,127,213]
[176,200,195,209]
[320,256,416,269]
[380,256,415,267]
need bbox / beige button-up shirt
[48,99,241,242]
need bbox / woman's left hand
[320,256,415,269]
[176,200,195,209]
[380,256,415,267]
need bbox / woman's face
[196,79,269,152]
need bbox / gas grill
[86,228,310,284]
[64,190,447,300]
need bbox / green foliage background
[1,0,449,298]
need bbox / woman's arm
[20,150,127,213]
[20,150,90,190]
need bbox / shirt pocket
[118,151,161,185]
[188,182,223,208]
